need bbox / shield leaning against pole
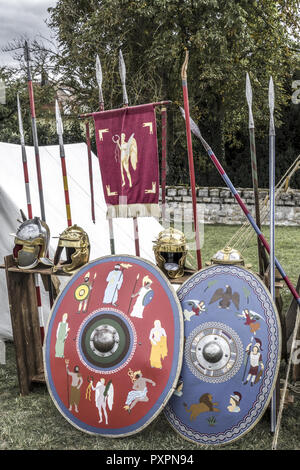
[164,264,281,446]
[44,254,184,437]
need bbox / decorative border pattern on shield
[164,264,281,446]
[44,254,184,437]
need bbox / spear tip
[181,49,189,81]
[55,99,63,136]
[268,76,275,112]
[119,49,126,79]
[245,72,252,105]
[24,40,30,62]
[95,54,102,86]
[268,76,275,134]
[245,72,254,129]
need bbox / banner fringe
[107,203,160,219]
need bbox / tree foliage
[46,0,300,186]
[1,1,299,188]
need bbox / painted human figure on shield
[55,312,70,358]
[149,320,168,369]
[124,369,156,413]
[243,338,264,386]
[130,275,154,319]
[227,391,242,413]
[90,378,114,425]
[75,272,94,314]
[65,361,83,413]
[102,264,124,306]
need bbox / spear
[246,73,268,276]
[127,273,140,315]
[268,77,276,305]
[181,50,202,270]
[82,54,104,225]
[55,99,72,227]
[180,107,300,307]
[24,40,46,223]
[161,106,167,223]
[96,53,115,253]
[119,49,140,256]
[17,92,45,342]
[269,76,277,433]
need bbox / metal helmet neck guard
[13,216,53,269]
[53,224,90,274]
[153,227,188,279]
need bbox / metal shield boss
[44,255,183,437]
[164,265,281,446]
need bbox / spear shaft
[246,73,268,276]
[24,41,46,222]
[161,106,167,223]
[96,53,115,253]
[181,108,300,307]
[17,93,33,219]
[24,41,54,310]
[85,120,96,224]
[79,101,171,119]
[17,92,45,342]
[119,49,140,257]
[269,76,277,433]
[181,51,202,270]
[55,99,72,227]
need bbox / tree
[0,37,85,146]
[46,0,300,186]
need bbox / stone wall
[161,186,300,226]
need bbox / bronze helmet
[13,216,53,269]
[53,224,90,274]
[210,246,245,266]
[153,227,188,279]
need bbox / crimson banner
[93,104,160,218]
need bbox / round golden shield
[74,284,90,301]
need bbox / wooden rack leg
[4,255,44,395]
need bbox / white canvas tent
[0,141,163,340]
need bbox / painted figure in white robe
[91,378,114,424]
[102,264,124,306]
[130,275,153,319]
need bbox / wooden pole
[181,50,202,270]
[161,106,167,224]
[96,54,115,253]
[85,121,96,224]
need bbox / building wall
[161,186,300,226]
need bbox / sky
[0,0,57,66]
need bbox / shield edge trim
[43,253,184,438]
[164,264,282,447]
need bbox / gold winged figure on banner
[113,132,138,188]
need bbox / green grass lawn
[0,224,299,451]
